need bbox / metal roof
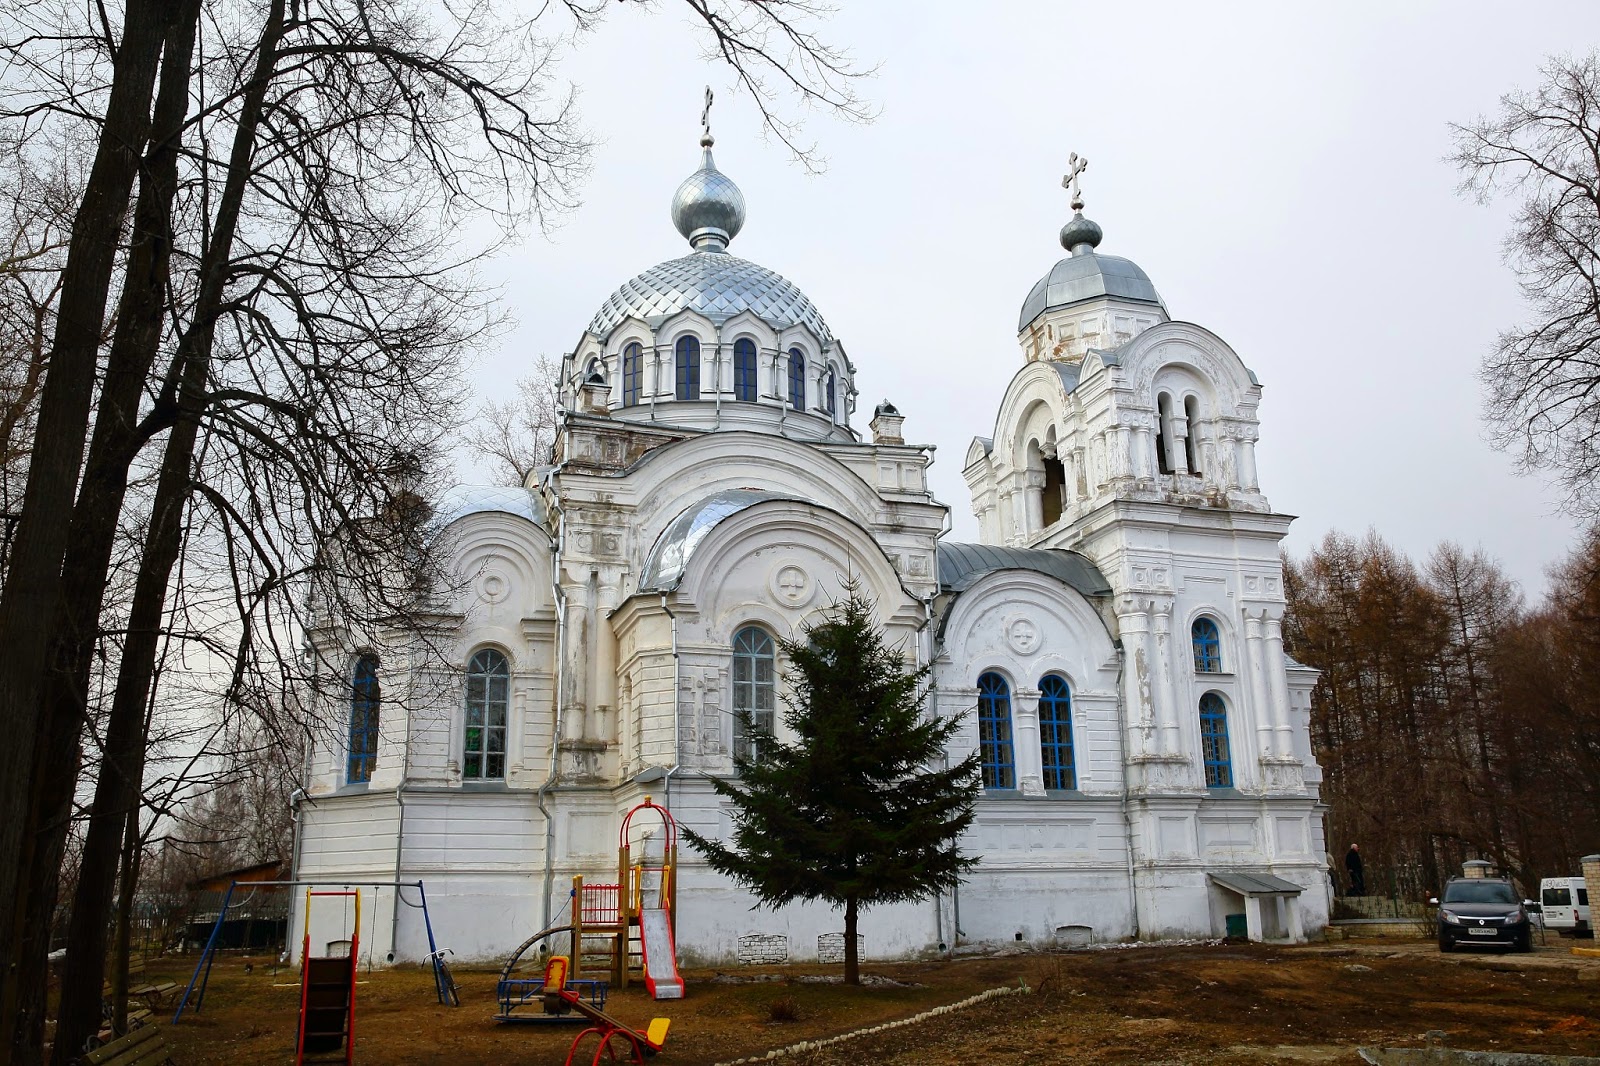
[1209,871,1304,897]
[1018,250,1165,332]
[588,250,833,345]
[640,489,799,592]
[937,541,1111,598]
[433,485,546,530]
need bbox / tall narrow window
[826,367,838,421]
[732,626,775,762]
[464,648,509,780]
[977,672,1015,789]
[788,349,806,410]
[347,655,380,785]
[675,335,700,400]
[1155,392,1174,474]
[733,338,758,401]
[1038,674,1075,790]
[622,342,643,406]
[1192,617,1222,673]
[1199,692,1232,788]
[1183,395,1202,474]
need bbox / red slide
[638,908,684,1000]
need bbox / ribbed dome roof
[588,250,833,344]
[1018,251,1164,332]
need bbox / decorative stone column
[1244,611,1275,759]
[1262,612,1295,759]
[1237,433,1260,492]
[1149,601,1181,757]
[1021,469,1045,535]
[1117,599,1155,757]
[1013,687,1045,796]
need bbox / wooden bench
[79,1022,172,1066]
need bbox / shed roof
[937,541,1111,598]
[1209,871,1304,897]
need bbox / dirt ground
[130,936,1600,1065]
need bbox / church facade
[292,132,1329,966]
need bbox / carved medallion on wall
[1005,616,1041,656]
[475,569,511,605]
[770,562,813,608]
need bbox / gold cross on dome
[1062,152,1088,212]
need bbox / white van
[1540,876,1591,935]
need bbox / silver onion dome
[587,251,833,344]
[1019,210,1164,332]
[671,135,746,251]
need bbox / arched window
[976,672,1015,789]
[1038,674,1075,790]
[464,648,510,780]
[675,335,700,400]
[732,626,776,762]
[1183,395,1202,474]
[788,348,806,410]
[1192,617,1222,673]
[733,338,758,402]
[825,367,838,421]
[622,342,643,406]
[348,655,380,785]
[1155,392,1174,475]
[1199,692,1232,788]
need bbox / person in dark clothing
[1345,843,1365,896]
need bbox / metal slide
[638,909,684,1000]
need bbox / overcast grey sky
[462,1,1600,600]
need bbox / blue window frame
[825,367,838,420]
[732,626,776,762]
[1038,674,1075,790]
[622,342,643,406]
[977,672,1015,789]
[1199,692,1232,788]
[347,655,379,784]
[675,335,700,400]
[464,648,509,780]
[788,348,805,410]
[733,338,758,401]
[1192,617,1222,673]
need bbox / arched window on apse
[1038,674,1075,790]
[976,672,1015,789]
[788,349,806,410]
[732,626,776,762]
[734,338,758,402]
[1199,692,1233,788]
[464,648,510,780]
[1183,395,1202,475]
[622,342,643,406]
[348,655,380,785]
[675,335,700,400]
[1192,617,1222,673]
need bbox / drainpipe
[659,594,681,812]
[388,649,416,962]
[1113,642,1140,939]
[538,438,572,932]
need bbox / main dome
[587,250,833,344]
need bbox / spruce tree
[682,583,981,984]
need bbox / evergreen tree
[682,583,980,984]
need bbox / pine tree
[681,583,981,984]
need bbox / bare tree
[464,356,562,486]
[1452,53,1600,519]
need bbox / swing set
[172,879,456,1026]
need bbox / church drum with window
[293,135,1327,964]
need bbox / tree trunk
[112,810,142,1036]
[0,5,169,1060]
[843,896,859,986]
[46,5,203,1057]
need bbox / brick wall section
[1583,855,1600,923]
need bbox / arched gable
[937,569,1118,699]
[1087,320,1260,416]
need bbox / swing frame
[173,879,447,1023]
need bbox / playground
[131,937,1600,1065]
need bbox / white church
[292,126,1330,967]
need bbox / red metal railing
[582,883,620,925]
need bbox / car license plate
[1468,928,1497,936]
